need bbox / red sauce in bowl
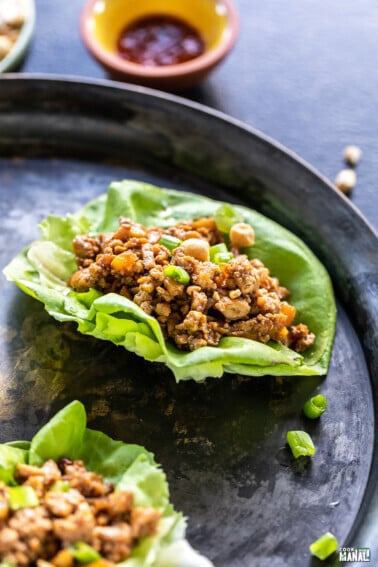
[116,15,205,66]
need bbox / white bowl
[0,0,36,73]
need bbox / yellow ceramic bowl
[81,0,239,90]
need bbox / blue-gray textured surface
[18,0,378,230]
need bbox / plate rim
[3,72,376,236]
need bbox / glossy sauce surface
[117,15,205,66]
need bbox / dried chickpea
[335,169,356,194]
[180,238,210,262]
[229,223,255,248]
[343,145,362,166]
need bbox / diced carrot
[51,549,74,567]
[275,327,289,343]
[113,224,131,241]
[256,296,266,308]
[0,500,9,521]
[280,302,296,325]
[111,251,138,274]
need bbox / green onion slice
[209,243,228,262]
[160,234,182,251]
[8,486,40,510]
[309,532,338,560]
[69,542,102,564]
[163,265,190,284]
[214,204,242,233]
[286,430,316,458]
[303,394,327,419]
[49,480,71,492]
[214,252,234,264]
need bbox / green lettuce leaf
[0,445,28,485]
[3,180,336,381]
[2,400,213,567]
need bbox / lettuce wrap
[3,180,336,382]
[0,400,213,567]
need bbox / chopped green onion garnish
[303,394,328,419]
[160,234,182,251]
[214,252,234,264]
[49,480,71,492]
[209,243,228,262]
[69,542,102,564]
[8,486,39,510]
[286,430,316,458]
[309,532,338,560]
[163,265,190,284]
[214,204,242,233]
[0,469,17,486]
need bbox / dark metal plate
[0,76,377,567]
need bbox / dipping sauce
[117,15,205,66]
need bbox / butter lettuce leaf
[0,445,28,485]
[3,180,336,381]
[1,401,213,567]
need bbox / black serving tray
[0,75,377,567]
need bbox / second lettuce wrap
[0,400,213,566]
